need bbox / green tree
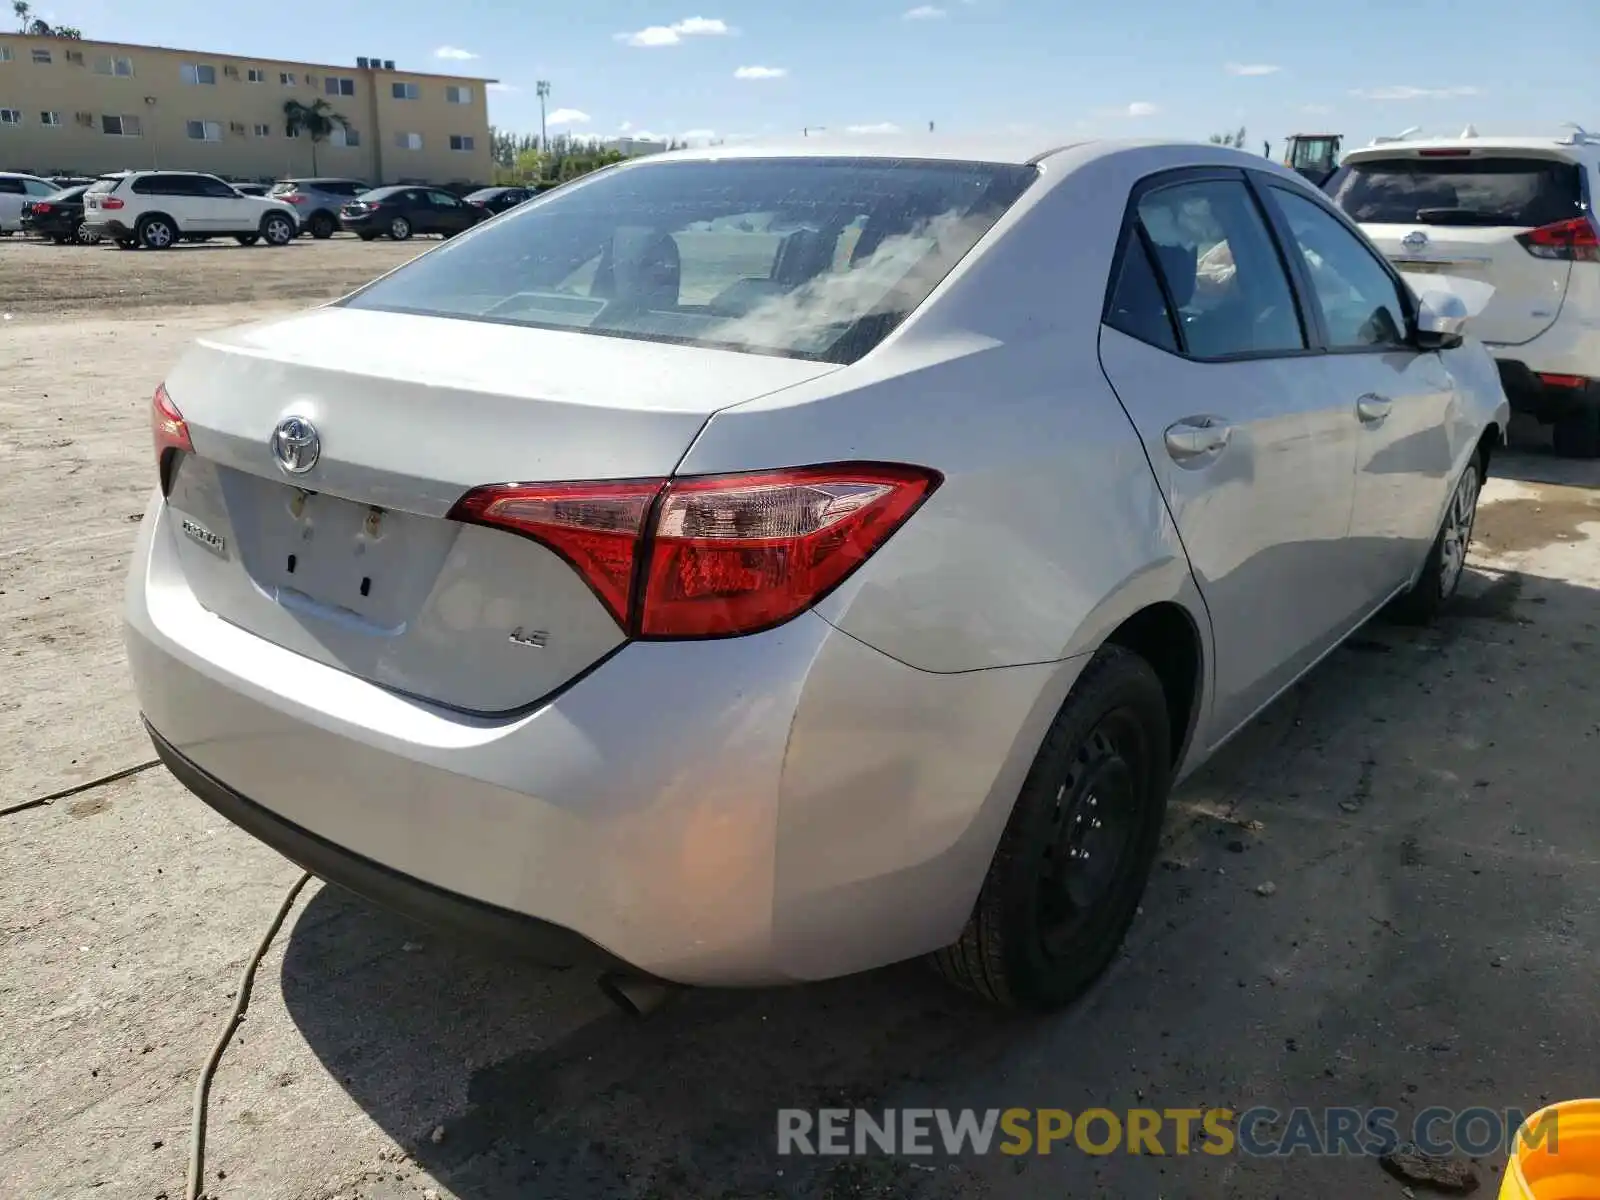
[1208,126,1248,149]
[283,98,350,175]
[14,1,81,36]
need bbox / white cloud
[903,5,946,17]
[1125,101,1159,117]
[1225,62,1280,76]
[546,108,591,126]
[681,128,718,140]
[617,16,730,47]
[734,65,787,79]
[433,45,478,60]
[485,82,517,93]
[846,122,902,134]
[1351,85,1480,101]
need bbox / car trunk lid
[1331,149,1588,346]
[158,306,839,712]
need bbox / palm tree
[283,99,350,174]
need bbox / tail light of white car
[1517,216,1600,263]
[449,464,941,638]
[98,196,125,210]
[151,384,193,487]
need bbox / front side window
[180,63,216,85]
[1328,154,1584,228]
[1270,187,1409,350]
[342,156,1038,364]
[198,176,239,198]
[1135,178,1306,359]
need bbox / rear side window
[341,156,1039,364]
[1134,179,1306,359]
[86,177,121,194]
[1328,155,1584,227]
[1105,234,1180,353]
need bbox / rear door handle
[1164,416,1233,463]
[1356,393,1393,423]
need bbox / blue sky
[31,0,1597,151]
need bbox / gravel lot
[3,240,1600,1200]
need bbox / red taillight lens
[285,193,307,204]
[448,463,940,637]
[101,196,124,210]
[1517,216,1600,263]
[1537,372,1590,389]
[33,203,52,213]
[449,480,661,625]
[152,383,193,484]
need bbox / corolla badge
[270,416,320,474]
[1402,231,1430,250]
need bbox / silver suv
[268,178,371,239]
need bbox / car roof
[1342,134,1600,165]
[0,170,51,181]
[649,134,1089,166]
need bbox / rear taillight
[449,463,940,638]
[152,384,192,485]
[284,193,307,204]
[32,203,52,213]
[1537,372,1591,389]
[100,196,124,210]
[1417,148,1473,158]
[1517,216,1600,263]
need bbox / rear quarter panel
[678,143,1216,679]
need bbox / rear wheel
[307,211,336,239]
[1552,405,1600,459]
[136,215,176,250]
[75,222,100,245]
[388,215,413,241]
[1389,454,1483,624]
[931,646,1172,1010]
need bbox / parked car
[339,185,487,241]
[1329,129,1600,457]
[19,184,100,244]
[126,138,1507,1012]
[83,170,300,250]
[267,178,370,239]
[0,171,62,234]
[463,186,534,215]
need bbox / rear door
[1097,169,1364,742]
[1329,150,1587,346]
[197,174,252,231]
[1262,179,1460,600]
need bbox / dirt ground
[3,241,1600,1200]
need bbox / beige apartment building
[0,34,494,184]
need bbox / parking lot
[3,238,1600,1200]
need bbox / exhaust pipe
[597,972,683,1017]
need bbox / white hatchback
[84,170,300,250]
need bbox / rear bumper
[125,492,1074,986]
[86,217,134,237]
[1493,358,1598,421]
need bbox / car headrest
[594,229,681,306]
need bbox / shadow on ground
[280,536,1600,1199]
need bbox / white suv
[83,170,301,251]
[0,171,62,234]
[1328,129,1600,457]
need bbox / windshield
[1328,155,1584,227]
[341,156,1038,364]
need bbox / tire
[115,237,138,250]
[51,234,69,245]
[234,234,260,246]
[387,215,412,241]
[931,645,1172,1010]
[1388,454,1483,625]
[260,213,296,247]
[357,232,378,242]
[1552,405,1600,459]
[75,223,100,245]
[136,215,177,250]
[307,211,336,239]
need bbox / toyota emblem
[1402,231,1429,250]
[270,416,321,474]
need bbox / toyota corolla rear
[124,151,1046,985]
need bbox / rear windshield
[1328,155,1585,227]
[340,156,1038,364]
[86,177,122,194]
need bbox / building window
[445,85,472,104]
[279,71,296,85]
[102,114,142,136]
[325,76,355,96]
[449,134,475,152]
[395,131,422,150]
[186,119,223,141]
[39,110,60,126]
[93,55,134,76]
[252,122,271,137]
[246,67,266,82]
[0,46,12,62]
[0,108,20,125]
[180,63,216,85]
[391,81,419,100]
[31,48,51,64]
[330,126,360,148]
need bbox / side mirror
[1413,289,1468,350]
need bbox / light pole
[803,125,826,137]
[536,80,551,152]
